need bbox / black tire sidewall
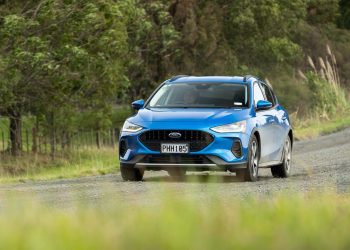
[120,163,144,181]
[271,136,291,178]
[246,135,259,182]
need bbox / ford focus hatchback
[119,75,293,182]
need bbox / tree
[122,0,181,100]
[224,0,306,71]
[0,0,129,156]
[339,0,350,29]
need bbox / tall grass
[1,193,350,249]
[0,148,118,183]
[298,45,349,120]
[293,46,350,138]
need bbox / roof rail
[169,75,189,82]
[243,75,254,82]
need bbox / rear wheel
[167,168,186,180]
[236,135,259,182]
[120,163,144,181]
[271,136,292,178]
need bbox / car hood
[130,108,251,127]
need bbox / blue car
[119,75,293,182]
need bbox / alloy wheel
[251,140,258,177]
[284,138,291,173]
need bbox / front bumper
[119,127,250,171]
[121,154,246,171]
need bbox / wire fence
[0,128,121,154]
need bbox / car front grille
[139,130,214,152]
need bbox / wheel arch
[288,129,293,149]
[252,129,261,158]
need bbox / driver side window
[253,82,266,107]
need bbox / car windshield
[148,82,248,108]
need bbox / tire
[120,163,144,181]
[271,136,292,178]
[167,168,186,180]
[237,135,259,182]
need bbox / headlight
[122,121,143,133]
[210,120,246,133]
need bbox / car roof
[166,75,260,84]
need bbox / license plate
[161,143,189,154]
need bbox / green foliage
[306,72,348,116]
[338,0,350,29]
[0,0,133,150]
[307,0,340,25]
[1,0,350,140]
[264,37,302,64]
[122,0,181,100]
[225,0,306,69]
[271,74,311,116]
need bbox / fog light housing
[232,140,242,158]
[119,139,127,157]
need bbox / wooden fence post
[2,131,4,151]
[111,128,115,148]
[26,129,29,152]
[32,127,38,153]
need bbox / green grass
[1,193,350,249]
[294,113,350,140]
[0,148,119,183]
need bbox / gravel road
[1,128,350,207]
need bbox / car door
[253,82,275,163]
[266,84,290,158]
[259,82,284,161]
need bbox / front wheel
[236,135,259,182]
[271,136,292,178]
[120,163,144,181]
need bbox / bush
[306,73,348,117]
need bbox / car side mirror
[256,100,272,111]
[131,99,145,110]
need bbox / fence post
[115,128,120,141]
[2,131,4,151]
[38,134,41,153]
[111,128,115,148]
[32,127,38,153]
[26,129,29,152]
[44,137,47,153]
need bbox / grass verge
[294,113,350,140]
[1,193,350,249]
[0,148,118,183]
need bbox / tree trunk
[47,112,56,160]
[96,131,101,149]
[9,110,22,156]
[32,118,39,153]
